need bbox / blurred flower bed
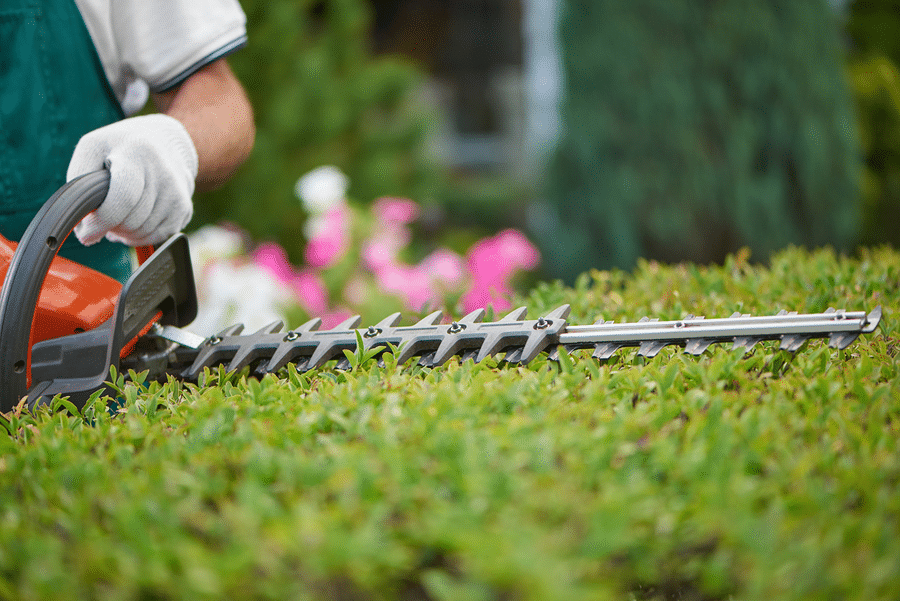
[188,167,540,336]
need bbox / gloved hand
[66,114,199,247]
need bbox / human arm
[151,58,255,193]
[66,58,254,246]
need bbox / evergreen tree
[540,0,861,281]
[846,0,900,248]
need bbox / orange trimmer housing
[0,234,158,388]
[0,233,120,345]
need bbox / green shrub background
[539,0,861,281]
[846,0,900,248]
[191,0,900,282]
[2,246,897,600]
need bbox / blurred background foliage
[846,0,900,249]
[195,0,446,265]
[196,0,900,282]
[538,0,861,282]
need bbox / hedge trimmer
[0,171,883,411]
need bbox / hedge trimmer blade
[0,171,885,411]
[118,304,882,384]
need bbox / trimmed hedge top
[1,246,898,601]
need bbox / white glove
[67,114,199,247]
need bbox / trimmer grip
[0,170,110,411]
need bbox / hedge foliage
[2,246,898,600]
[540,0,861,281]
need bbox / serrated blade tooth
[684,338,713,356]
[828,332,859,350]
[592,343,623,361]
[182,324,246,380]
[335,358,352,371]
[306,339,355,369]
[224,321,284,372]
[216,324,244,338]
[374,312,403,329]
[505,348,524,363]
[863,306,882,333]
[297,318,323,332]
[418,352,436,367]
[333,315,362,330]
[638,340,669,358]
[732,337,760,354]
[255,321,284,335]
[546,304,572,320]
[461,350,479,363]
[500,306,528,322]
[460,308,486,324]
[414,310,444,326]
[780,335,808,352]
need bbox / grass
[1,246,898,601]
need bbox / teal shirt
[0,0,132,281]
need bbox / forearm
[152,59,255,192]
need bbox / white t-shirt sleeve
[75,0,247,115]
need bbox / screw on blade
[337,313,404,371]
[427,308,487,366]
[392,310,444,365]
[258,317,323,374]
[182,323,245,379]
[225,321,284,373]
[506,305,571,364]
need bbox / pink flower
[421,249,466,287]
[461,282,515,313]
[292,269,329,315]
[466,229,540,282]
[362,238,401,271]
[375,262,438,312]
[253,242,295,284]
[374,197,420,225]
[462,229,540,312]
[305,206,350,267]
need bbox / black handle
[0,170,110,412]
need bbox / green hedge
[540,0,861,281]
[2,246,898,600]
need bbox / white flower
[190,260,292,337]
[187,225,244,273]
[294,166,349,214]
